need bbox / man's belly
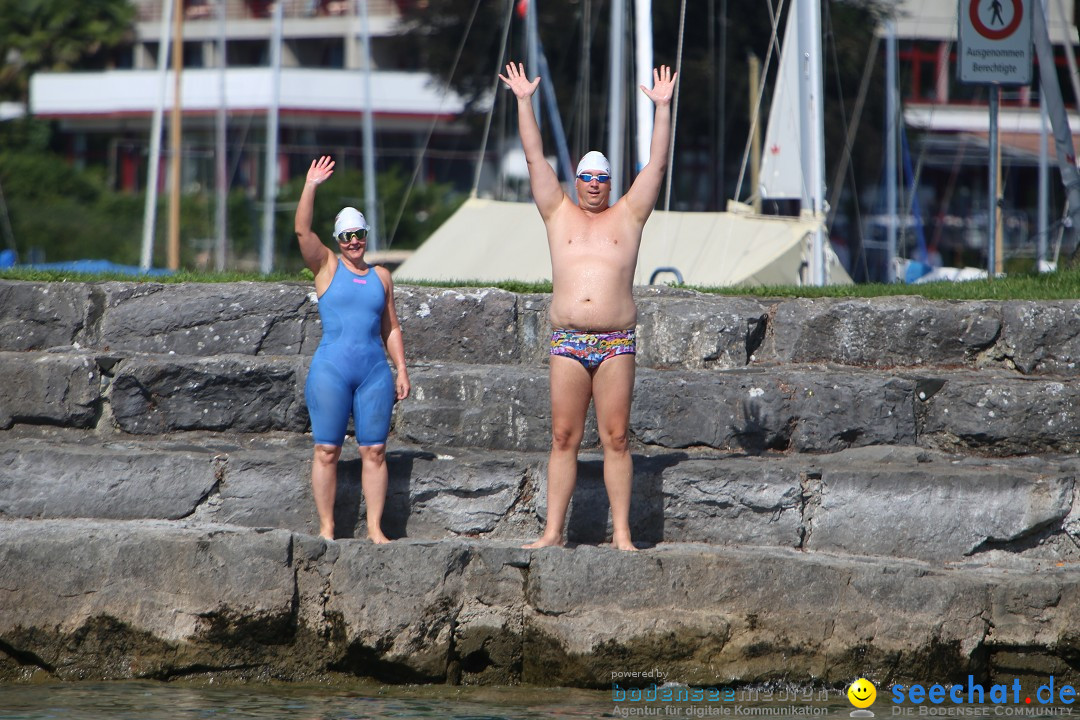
[548,295,637,331]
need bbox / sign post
[958,0,1032,277]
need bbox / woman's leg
[358,444,390,543]
[311,443,342,540]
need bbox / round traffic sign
[969,0,1023,40]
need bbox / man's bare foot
[523,534,564,549]
[612,531,637,551]
[368,530,391,544]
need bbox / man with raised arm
[498,61,676,551]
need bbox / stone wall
[1,279,1079,687]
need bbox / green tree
[0,119,136,263]
[0,0,135,103]
[276,166,465,271]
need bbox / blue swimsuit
[305,262,395,447]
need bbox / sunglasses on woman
[336,230,367,244]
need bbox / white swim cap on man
[576,151,611,176]
[333,207,369,237]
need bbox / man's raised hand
[499,62,541,100]
[640,65,676,106]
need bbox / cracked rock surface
[2,281,1080,687]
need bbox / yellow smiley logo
[848,678,877,708]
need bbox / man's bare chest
[551,214,636,253]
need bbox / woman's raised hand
[306,155,335,185]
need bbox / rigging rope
[732,0,786,206]
[469,0,516,198]
[822,3,876,280]
[662,0,688,212]
[384,0,483,247]
[825,32,878,230]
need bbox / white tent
[394,198,852,287]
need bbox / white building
[28,0,474,195]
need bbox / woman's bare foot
[368,529,391,544]
[523,533,564,549]
[612,530,637,551]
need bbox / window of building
[227,40,269,67]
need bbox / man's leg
[524,355,592,548]
[592,353,636,550]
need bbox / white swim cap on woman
[334,207,369,236]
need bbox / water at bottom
[21,681,1067,720]
[0,681,617,720]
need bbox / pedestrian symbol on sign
[970,0,1022,40]
[990,0,1004,26]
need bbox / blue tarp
[904,260,934,284]
[19,259,174,276]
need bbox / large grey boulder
[5,431,1077,564]
[109,354,309,434]
[995,301,1080,374]
[632,367,918,453]
[799,446,1079,562]
[397,363,560,451]
[395,286,523,365]
[0,440,218,520]
[918,370,1080,454]
[634,291,771,369]
[186,442,543,541]
[0,281,92,351]
[5,522,1080,686]
[5,279,1080,688]
[96,282,319,356]
[765,296,1002,368]
[0,352,100,429]
[0,520,297,680]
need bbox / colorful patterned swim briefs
[549,328,636,370]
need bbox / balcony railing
[133,0,402,23]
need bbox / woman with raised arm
[295,155,410,542]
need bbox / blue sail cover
[21,259,174,276]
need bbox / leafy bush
[0,119,465,269]
[276,165,465,263]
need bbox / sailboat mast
[885,17,898,283]
[608,0,626,200]
[634,0,653,172]
[796,0,826,285]
[526,0,540,127]
[259,0,283,274]
[749,54,762,214]
[140,0,175,271]
[215,0,227,272]
[360,0,379,252]
[168,0,183,271]
[1033,0,1080,256]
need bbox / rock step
[3,280,1080,374]
[5,352,1080,457]
[3,431,1077,564]
[402,362,1080,455]
[1,518,1079,685]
